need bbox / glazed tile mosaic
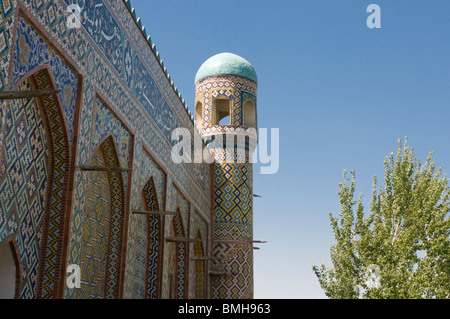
[196,70,257,299]
[79,145,111,299]
[0,80,49,298]
[0,0,257,299]
[193,231,206,299]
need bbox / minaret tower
[195,53,258,299]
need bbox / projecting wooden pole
[78,165,131,172]
[249,240,268,244]
[0,89,62,100]
[132,210,177,216]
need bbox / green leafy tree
[313,139,450,299]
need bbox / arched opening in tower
[213,98,231,126]
[195,101,203,130]
[243,100,256,128]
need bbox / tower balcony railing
[201,125,258,138]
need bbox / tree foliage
[313,139,450,299]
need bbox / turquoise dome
[195,52,257,84]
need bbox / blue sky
[129,0,450,298]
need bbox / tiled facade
[0,0,256,299]
[196,73,258,299]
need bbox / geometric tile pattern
[195,75,257,132]
[139,147,166,215]
[172,213,187,299]
[167,185,190,299]
[91,100,132,171]
[167,219,177,298]
[211,241,253,299]
[241,91,256,106]
[0,0,17,92]
[60,0,209,189]
[65,93,131,299]
[32,69,69,300]
[12,15,79,145]
[100,136,125,299]
[195,75,258,167]
[0,60,70,300]
[172,186,189,237]
[194,231,206,299]
[3,11,81,299]
[211,162,254,299]
[142,177,161,299]
[131,212,147,299]
[67,86,132,298]
[189,210,208,298]
[23,0,222,297]
[77,136,125,299]
[123,138,167,299]
[213,163,253,241]
[5,0,212,235]
[66,0,211,211]
[79,145,111,299]
[196,72,257,299]
[209,88,234,126]
[0,0,240,300]
[0,79,49,299]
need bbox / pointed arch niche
[131,176,164,299]
[167,210,188,299]
[194,231,206,299]
[79,135,126,299]
[0,66,71,299]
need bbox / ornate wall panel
[213,163,253,241]
[0,0,17,92]
[32,69,70,299]
[142,178,161,299]
[172,213,186,299]
[1,0,216,299]
[12,15,79,145]
[0,67,70,299]
[67,98,130,299]
[211,163,254,299]
[129,212,147,299]
[194,232,206,299]
[195,75,257,133]
[78,145,110,299]
[77,136,125,299]
[189,211,208,298]
[124,137,167,299]
[0,80,49,298]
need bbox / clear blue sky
[129,0,450,298]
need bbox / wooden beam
[132,210,177,216]
[253,247,261,250]
[79,165,131,172]
[249,240,268,244]
[253,194,262,198]
[0,89,61,100]
[165,237,203,243]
